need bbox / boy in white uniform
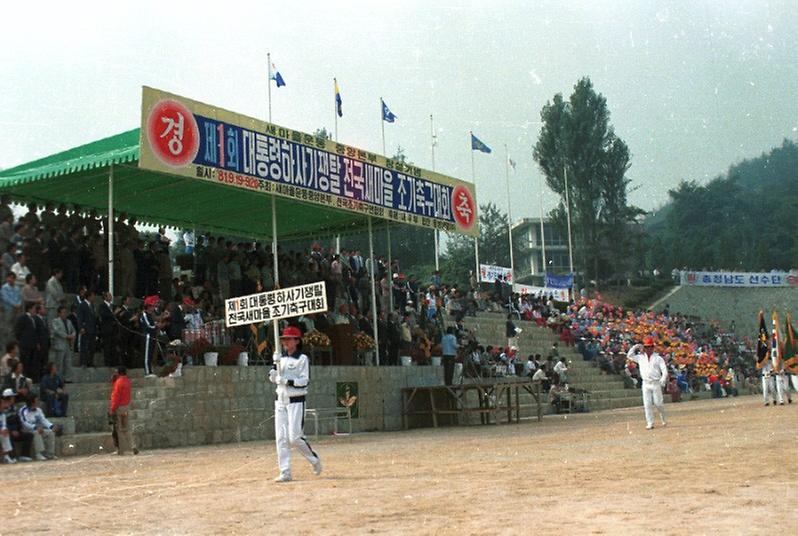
[269,326,322,482]
[626,337,668,430]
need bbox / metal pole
[333,78,338,142]
[431,114,439,271]
[380,98,386,156]
[368,217,379,366]
[267,52,272,123]
[539,174,547,275]
[271,195,280,347]
[563,165,575,294]
[107,165,114,295]
[471,136,479,284]
[386,223,393,314]
[504,144,514,281]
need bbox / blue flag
[334,79,343,117]
[471,133,492,153]
[270,63,286,87]
[382,99,397,123]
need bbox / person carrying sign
[269,326,322,482]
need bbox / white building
[511,217,570,280]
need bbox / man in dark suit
[115,295,136,369]
[99,292,118,367]
[14,302,39,381]
[77,290,97,368]
[166,295,192,341]
[34,303,50,380]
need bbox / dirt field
[2,395,796,535]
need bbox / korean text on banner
[224,281,328,328]
[139,87,479,237]
[680,270,798,288]
[513,284,570,303]
[479,264,512,284]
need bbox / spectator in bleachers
[39,362,68,417]
[10,253,30,290]
[77,289,97,368]
[50,306,75,378]
[1,387,18,464]
[21,273,41,308]
[99,292,118,367]
[0,342,17,377]
[18,393,57,461]
[14,302,39,381]
[44,268,65,322]
[3,360,32,399]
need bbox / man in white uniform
[626,337,668,430]
[269,326,322,482]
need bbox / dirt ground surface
[1,395,796,535]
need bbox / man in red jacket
[109,366,137,455]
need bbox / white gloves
[268,369,279,384]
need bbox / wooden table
[401,379,542,429]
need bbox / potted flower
[221,343,246,366]
[187,337,217,367]
[302,329,332,348]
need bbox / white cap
[1,388,15,398]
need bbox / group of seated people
[1,385,61,464]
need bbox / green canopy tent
[0,129,395,362]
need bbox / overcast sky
[1,0,795,222]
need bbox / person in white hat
[269,326,321,482]
[1,388,17,463]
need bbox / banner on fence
[513,283,570,302]
[479,263,512,283]
[680,270,798,288]
[224,281,327,328]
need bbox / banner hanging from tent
[224,281,327,328]
[545,273,573,289]
[139,86,479,237]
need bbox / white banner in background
[479,263,513,283]
[513,283,570,302]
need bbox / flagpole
[368,217,380,366]
[380,98,386,156]
[504,144,514,282]
[267,52,272,123]
[539,172,547,276]
[563,164,575,295]
[431,114,439,271]
[333,78,338,142]
[471,132,479,284]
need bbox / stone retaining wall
[132,365,443,450]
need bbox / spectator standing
[441,327,458,385]
[14,302,39,381]
[34,304,50,379]
[0,342,18,377]
[10,253,30,289]
[77,290,97,368]
[553,357,569,384]
[44,268,65,322]
[506,314,520,348]
[98,293,117,367]
[50,306,76,379]
[109,366,137,455]
[21,273,41,308]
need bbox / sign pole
[271,195,280,351]
[267,52,272,123]
[107,164,114,296]
[539,171,547,275]
[504,144,514,281]
[471,133,479,285]
[431,114,439,271]
[368,217,380,366]
[563,164,575,295]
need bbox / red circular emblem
[146,99,199,167]
[451,185,476,230]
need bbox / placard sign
[224,281,327,328]
[140,86,479,237]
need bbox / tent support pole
[271,195,280,352]
[368,217,379,366]
[107,165,114,296]
[386,223,393,314]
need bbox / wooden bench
[304,407,352,440]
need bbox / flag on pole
[334,78,343,117]
[270,63,286,87]
[471,133,492,153]
[381,99,397,123]
[756,310,769,369]
[508,157,517,171]
[784,313,797,374]
[771,311,782,371]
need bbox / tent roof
[0,129,371,240]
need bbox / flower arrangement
[353,331,376,350]
[303,329,331,347]
[187,337,214,358]
[221,344,246,366]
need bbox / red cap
[280,326,302,339]
[182,296,195,307]
[143,295,159,307]
[643,337,655,347]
